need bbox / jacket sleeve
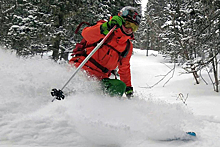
[81,22,105,43]
[118,41,133,87]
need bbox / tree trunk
[191,67,199,84]
[51,13,64,61]
[52,36,60,61]
[60,49,69,61]
[212,57,219,92]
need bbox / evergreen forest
[0,0,220,90]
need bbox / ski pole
[51,25,117,102]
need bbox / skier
[69,6,141,98]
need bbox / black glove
[125,86,133,98]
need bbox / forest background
[0,0,219,91]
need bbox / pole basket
[51,89,65,101]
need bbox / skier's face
[122,24,133,35]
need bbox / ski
[161,132,196,141]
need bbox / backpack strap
[102,39,130,64]
[88,57,110,73]
[75,22,91,34]
[84,40,131,73]
[74,20,106,34]
[121,40,130,57]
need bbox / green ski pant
[101,78,126,97]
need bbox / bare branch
[141,62,176,88]
[176,93,188,106]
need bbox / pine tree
[145,0,220,89]
[0,0,17,47]
[143,0,166,52]
[4,0,84,59]
[1,0,141,60]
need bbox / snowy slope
[0,47,220,147]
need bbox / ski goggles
[124,20,139,32]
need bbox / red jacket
[69,21,133,87]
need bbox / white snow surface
[1,47,220,147]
